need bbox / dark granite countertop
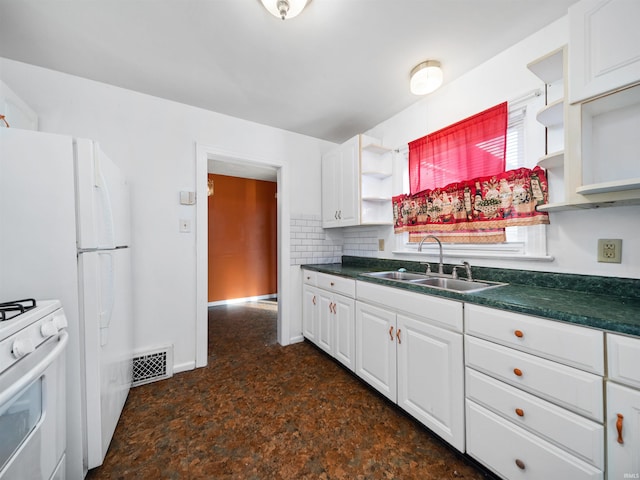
[301,258,640,338]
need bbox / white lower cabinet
[467,400,602,480]
[606,382,640,480]
[355,281,465,452]
[302,284,318,343]
[396,312,464,452]
[465,304,604,479]
[302,270,640,480]
[606,333,640,480]
[355,301,397,401]
[302,270,356,371]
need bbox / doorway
[207,173,277,305]
[195,145,292,368]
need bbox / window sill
[392,245,554,262]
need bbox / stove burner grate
[0,299,37,322]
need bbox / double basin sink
[360,270,507,294]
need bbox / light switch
[180,191,196,205]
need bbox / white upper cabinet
[321,134,392,228]
[569,0,640,104]
[322,135,359,228]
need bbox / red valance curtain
[409,102,508,195]
[392,167,550,244]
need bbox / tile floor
[86,300,494,479]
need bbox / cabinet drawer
[465,336,603,422]
[465,304,604,374]
[466,368,604,469]
[356,281,463,332]
[466,400,602,480]
[607,333,640,389]
[317,273,355,298]
[302,269,317,286]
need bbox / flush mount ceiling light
[260,0,311,20]
[410,60,443,95]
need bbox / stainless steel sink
[408,277,506,293]
[361,271,429,281]
[360,270,507,293]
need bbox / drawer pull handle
[312,295,316,306]
[514,330,524,338]
[389,326,394,341]
[515,408,524,417]
[513,368,523,377]
[616,413,624,444]
[515,459,526,470]
[396,329,402,344]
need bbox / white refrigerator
[0,127,133,476]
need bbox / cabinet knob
[514,330,524,338]
[396,329,402,344]
[515,408,524,417]
[513,368,523,377]
[616,413,624,444]
[388,326,394,341]
[515,459,526,470]
[330,282,335,286]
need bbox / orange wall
[208,174,277,302]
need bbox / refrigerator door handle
[94,143,116,249]
[99,251,115,346]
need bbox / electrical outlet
[378,239,385,251]
[597,239,622,263]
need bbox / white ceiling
[0,0,578,144]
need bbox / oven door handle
[0,331,68,407]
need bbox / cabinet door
[355,301,397,401]
[333,293,356,371]
[606,382,640,480]
[337,135,359,227]
[397,313,465,452]
[302,285,318,344]
[569,0,640,103]
[317,290,333,355]
[321,148,340,227]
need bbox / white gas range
[0,299,68,480]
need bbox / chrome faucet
[418,235,444,274]
[452,261,473,281]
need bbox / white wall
[365,17,640,279]
[0,57,335,369]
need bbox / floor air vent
[132,346,173,387]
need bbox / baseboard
[208,294,277,307]
[288,335,304,344]
[173,360,196,374]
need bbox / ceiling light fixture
[410,60,443,95]
[260,0,311,20]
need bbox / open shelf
[536,98,564,127]
[537,151,564,169]
[362,196,392,202]
[361,170,392,179]
[527,47,564,84]
[576,178,640,195]
[362,143,392,155]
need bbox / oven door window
[0,377,43,472]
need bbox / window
[396,93,549,260]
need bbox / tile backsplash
[290,215,386,265]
